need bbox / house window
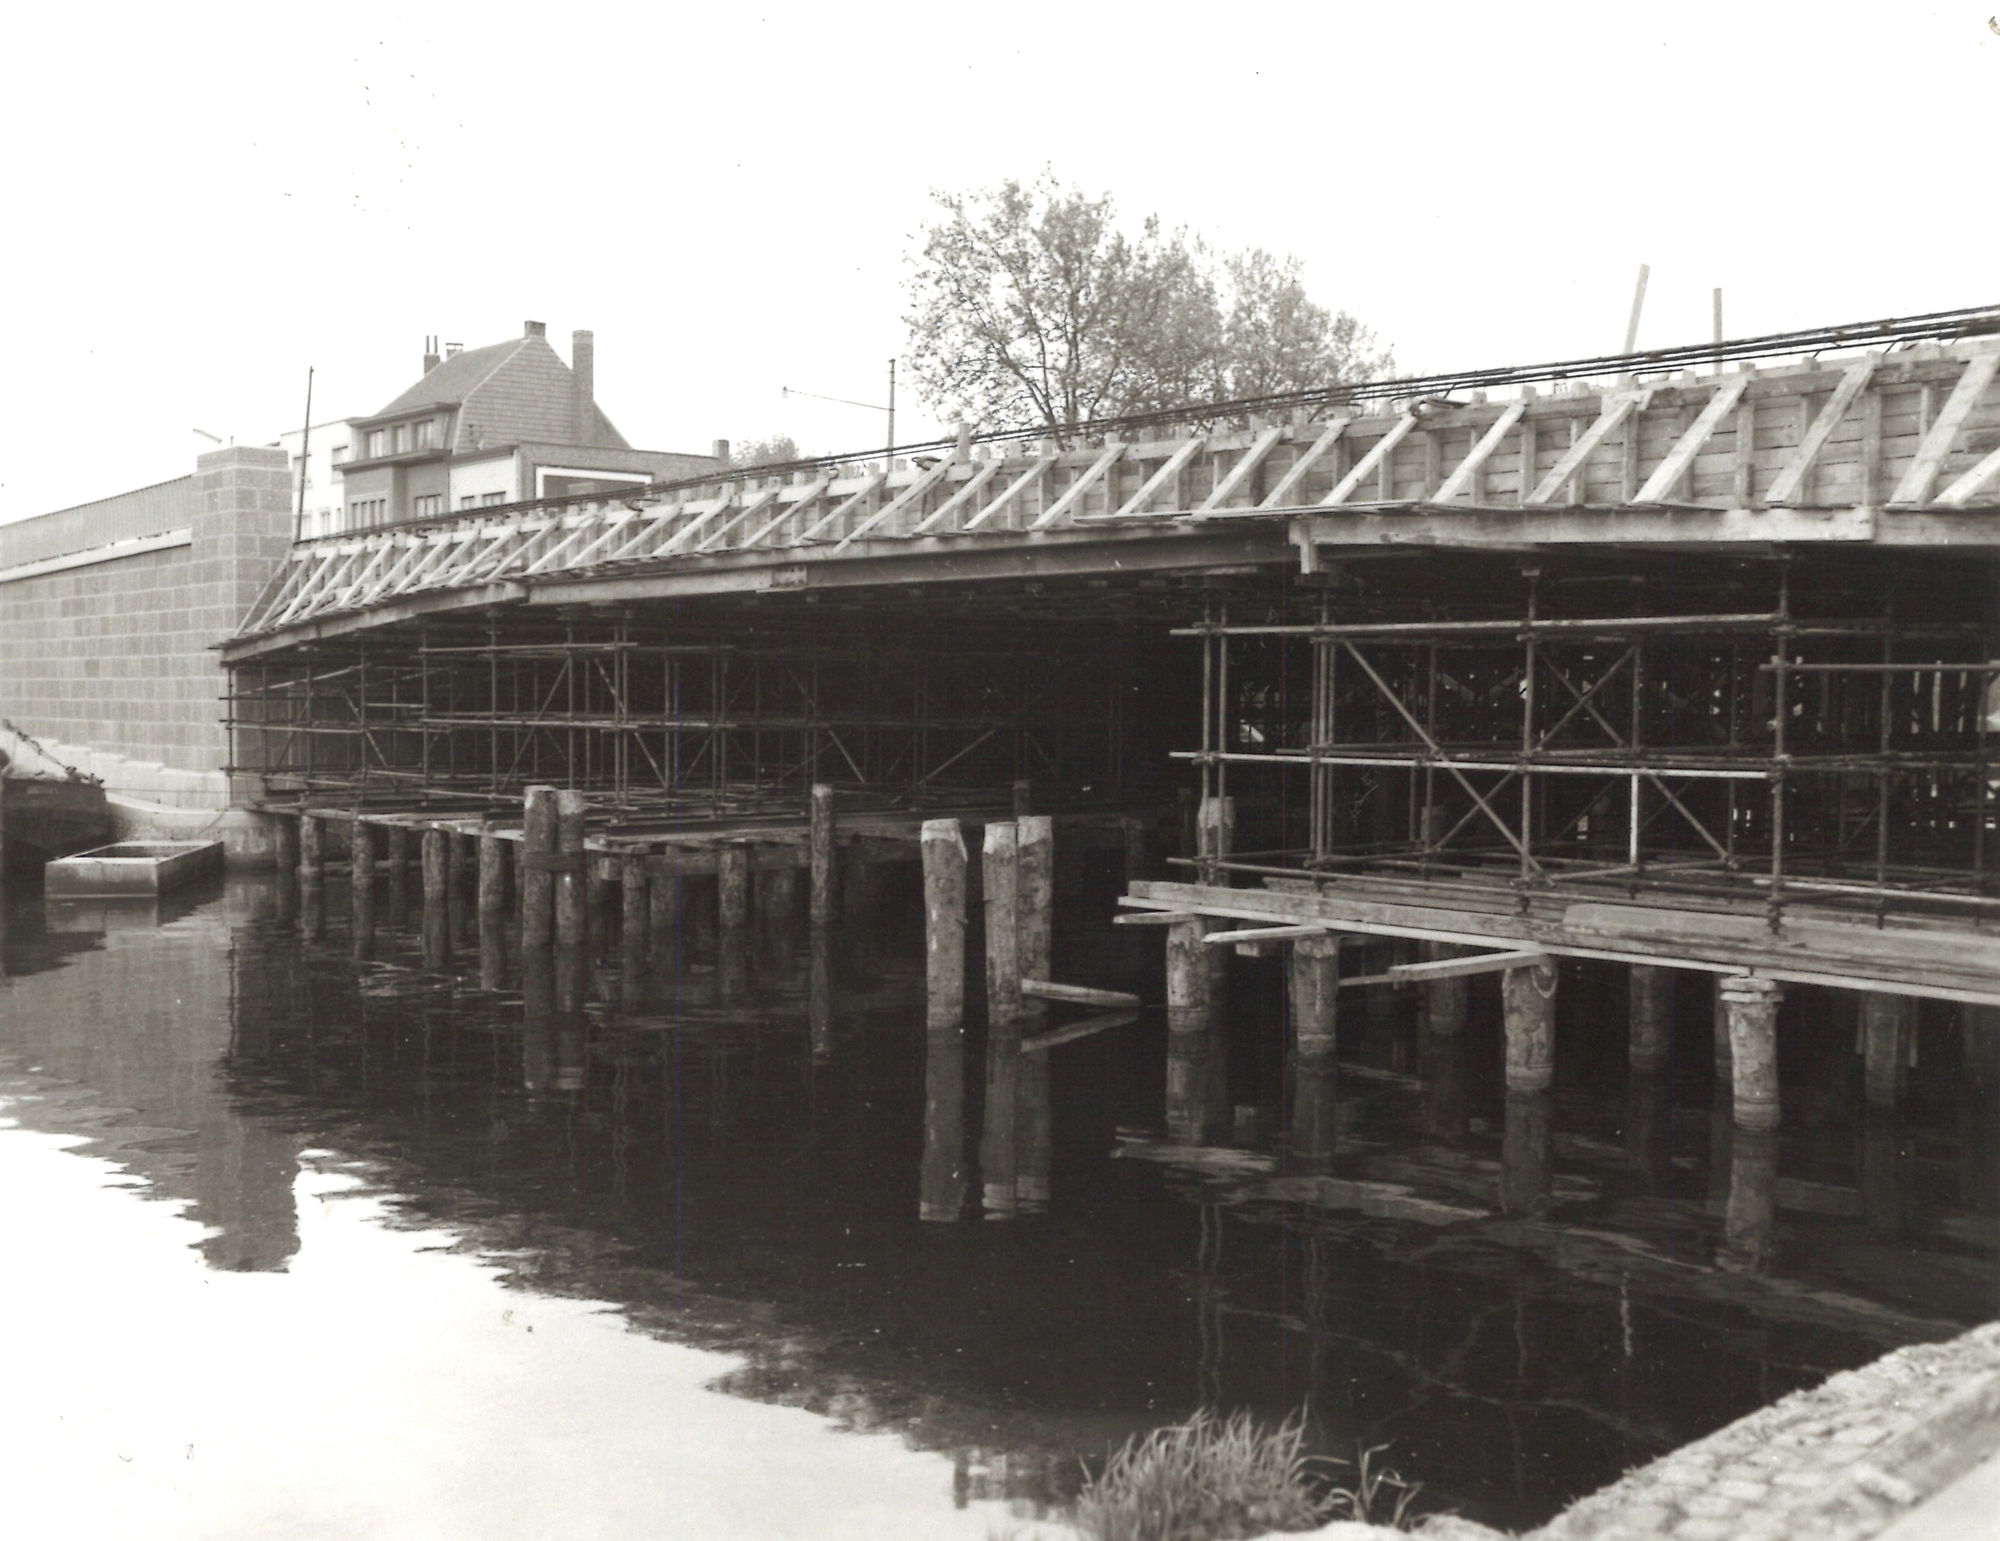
[347,497,387,528]
[366,429,386,457]
[331,445,347,465]
[459,494,477,510]
[393,424,410,454]
[413,419,434,449]
[481,491,506,507]
[413,493,442,518]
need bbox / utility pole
[294,366,314,544]
[1623,264,1651,354]
[780,360,900,465]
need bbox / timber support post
[554,790,587,947]
[648,859,682,959]
[1630,965,1673,1075]
[982,820,1023,1025]
[478,828,506,916]
[521,787,556,949]
[1503,959,1558,1092]
[350,820,375,959]
[1862,992,1915,1108]
[621,852,648,971]
[921,819,967,1031]
[718,843,750,933]
[1287,933,1340,1061]
[1420,941,1469,1039]
[272,812,298,880]
[809,784,836,929]
[1712,974,1734,1081]
[1016,815,1053,1012]
[421,826,449,969]
[1166,917,1214,1036]
[1720,977,1784,1130]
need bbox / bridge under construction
[220,307,2000,1148]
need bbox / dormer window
[413,418,435,449]
[394,424,410,454]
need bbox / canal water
[0,862,1993,1537]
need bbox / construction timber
[224,311,2000,1014]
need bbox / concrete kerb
[1528,1321,2000,1541]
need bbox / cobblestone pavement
[1528,1321,2000,1541]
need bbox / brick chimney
[572,329,596,444]
[423,334,441,374]
[524,320,546,338]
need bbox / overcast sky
[2,2,1992,523]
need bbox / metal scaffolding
[1180,555,1999,923]
[225,608,1140,825]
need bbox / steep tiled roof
[368,338,526,418]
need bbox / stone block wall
[0,447,294,787]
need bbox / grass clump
[1073,1407,1420,1541]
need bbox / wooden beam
[719,475,830,551]
[1201,424,1285,510]
[1201,923,1339,945]
[1020,1010,1137,1053]
[1389,949,1551,982]
[1431,401,1527,503]
[1112,909,1203,926]
[1767,359,1878,505]
[909,457,1002,534]
[1634,376,1749,503]
[1889,347,2000,508]
[524,508,630,575]
[797,469,888,542]
[837,456,958,548]
[1259,418,1350,508]
[670,487,776,555]
[1322,415,1417,505]
[1032,443,1126,528]
[962,451,1058,531]
[1107,437,1205,518]
[1935,441,2000,509]
[1021,979,1142,1008]
[1525,393,1647,505]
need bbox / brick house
[335,321,722,530]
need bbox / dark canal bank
[1,864,1994,1537]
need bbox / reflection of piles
[1117,1129,1971,1348]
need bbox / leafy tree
[729,434,803,470]
[904,169,1390,436]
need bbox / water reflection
[1721,1127,1777,1272]
[1288,1056,1339,1167]
[1421,1027,1467,1144]
[1625,1072,1674,1195]
[1165,1018,1229,1146]
[980,1021,1020,1216]
[1,871,1994,1538]
[1500,1089,1553,1216]
[920,1028,966,1222]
